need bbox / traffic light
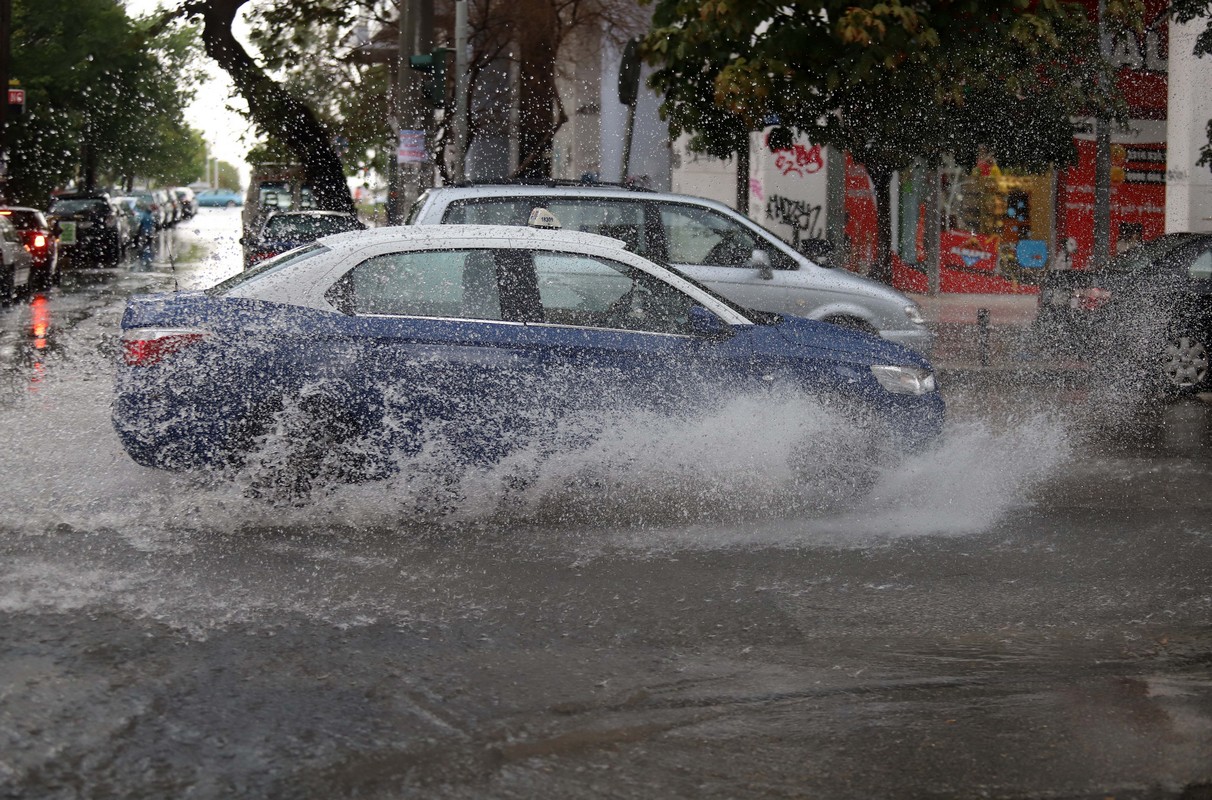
[409,49,449,108]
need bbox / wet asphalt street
[1,209,1210,799]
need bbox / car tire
[244,385,368,501]
[1160,332,1211,394]
[787,399,894,513]
[225,201,236,208]
[0,265,13,304]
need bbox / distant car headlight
[871,364,936,395]
[904,303,925,325]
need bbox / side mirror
[750,249,774,280]
[688,305,734,339]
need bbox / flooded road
[1,210,1210,798]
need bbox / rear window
[51,199,108,215]
[206,243,330,295]
[1,210,46,229]
[264,214,362,239]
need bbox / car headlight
[871,364,936,395]
[904,303,925,325]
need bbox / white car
[0,213,34,302]
[407,184,932,353]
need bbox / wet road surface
[1,209,1210,798]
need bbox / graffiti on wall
[766,194,825,244]
[774,143,824,178]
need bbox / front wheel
[788,400,895,512]
[1160,332,1211,394]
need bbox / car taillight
[1072,286,1111,311]
[121,328,210,366]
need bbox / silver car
[407,184,931,353]
[0,214,34,301]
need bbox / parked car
[155,189,179,227]
[110,197,141,254]
[1035,232,1212,394]
[113,221,944,497]
[0,206,60,288]
[407,183,932,353]
[195,188,244,208]
[241,210,366,269]
[46,192,124,267]
[173,187,198,220]
[126,190,167,229]
[0,213,34,301]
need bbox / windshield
[1100,235,1193,273]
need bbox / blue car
[113,223,944,498]
[194,188,244,208]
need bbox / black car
[47,193,124,267]
[1035,233,1212,394]
[241,210,365,269]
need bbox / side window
[544,201,648,255]
[336,248,545,322]
[659,205,759,267]
[533,253,699,335]
[443,200,534,225]
[1188,248,1212,280]
[343,250,500,320]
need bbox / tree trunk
[512,0,558,180]
[869,167,893,285]
[186,0,353,214]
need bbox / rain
[2,1,1212,798]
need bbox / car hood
[771,314,932,369]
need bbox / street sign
[397,130,427,164]
[7,88,25,116]
[617,39,641,106]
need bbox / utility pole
[1,0,11,203]
[1093,0,1112,269]
[452,0,468,183]
[389,0,434,224]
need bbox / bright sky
[123,1,256,187]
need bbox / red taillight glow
[121,329,209,366]
[21,230,47,251]
[1072,286,1112,311]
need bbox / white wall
[1166,16,1212,233]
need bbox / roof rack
[448,177,655,193]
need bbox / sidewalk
[907,292,1085,382]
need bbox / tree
[227,0,646,185]
[643,0,1128,283]
[4,0,205,205]
[174,0,356,215]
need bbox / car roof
[317,224,630,251]
[418,183,746,217]
[270,210,358,217]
